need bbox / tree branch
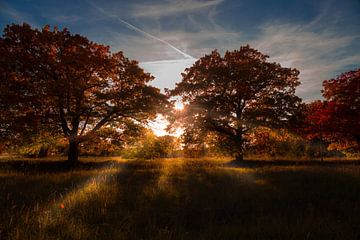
[59,101,70,136]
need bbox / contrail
[89,2,194,60]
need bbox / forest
[0,23,359,239]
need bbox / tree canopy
[322,68,360,148]
[307,69,360,151]
[300,68,360,155]
[169,45,303,160]
[0,23,168,162]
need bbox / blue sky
[1,0,359,100]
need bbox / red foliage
[304,100,334,140]
[323,69,360,150]
[304,69,359,151]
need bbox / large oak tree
[169,45,303,161]
[0,23,168,163]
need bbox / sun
[174,101,184,110]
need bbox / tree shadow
[39,159,360,239]
[0,159,127,173]
[225,159,360,169]
[2,159,360,239]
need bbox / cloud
[251,22,360,101]
[107,32,185,61]
[140,58,196,91]
[89,2,194,60]
[52,15,81,23]
[131,0,224,18]
[0,3,39,28]
[112,2,359,101]
[46,0,358,103]
[158,29,241,57]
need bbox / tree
[0,23,168,163]
[303,101,334,161]
[79,120,144,156]
[248,126,310,159]
[17,131,64,158]
[121,130,180,159]
[321,68,360,151]
[169,45,303,161]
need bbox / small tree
[169,45,303,161]
[0,23,168,163]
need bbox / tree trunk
[37,146,48,158]
[68,138,79,164]
[234,134,244,162]
[320,140,323,162]
[320,130,323,162]
[235,152,243,162]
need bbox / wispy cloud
[131,0,224,18]
[154,28,240,57]
[140,58,196,90]
[251,21,360,100]
[52,15,81,23]
[89,1,194,60]
[0,3,39,28]
[97,1,359,100]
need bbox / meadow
[0,157,360,239]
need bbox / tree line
[0,23,359,162]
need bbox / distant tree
[303,101,333,161]
[80,120,144,156]
[154,135,180,158]
[321,68,360,151]
[181,127,207,158]
[122,130,180,159]
[248,127,307,159]
[0,23,168,163]
[169,45,303,161]
[17,131,64,158]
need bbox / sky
[1,0,359,101]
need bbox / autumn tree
[321,68,360,151]
[248,127,307,159]
[0,23,168,163]
[302,101,334,161]
[169,45,303,161]
[121,130,180,159]
[79,120,144,156]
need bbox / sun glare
[174,102,184,110]
[149,115,183,137]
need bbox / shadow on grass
[1,159,360,239]
[1,157,359,173]
[226,159,360,168]
[0,159,127,173]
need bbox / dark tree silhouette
[169,45,303,161]
[0,23,168,163]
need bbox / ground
[0,157,360,239]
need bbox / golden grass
[0,157,360,239]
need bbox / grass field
[0,157,360,239]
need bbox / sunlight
[148,115,169,136]
[174,101,184,110]
[156,159,184,192]
[34,164,122,235]
[149,114,183,137]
